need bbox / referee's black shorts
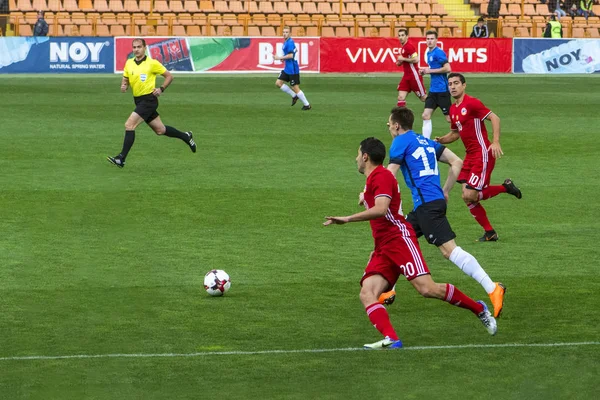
[406,199,456,246]
[424,92,451,115]
[133,94,159,123]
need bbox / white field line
[0,341,598,362]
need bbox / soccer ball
[203,269,231,296]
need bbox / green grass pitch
[0,74,598,399]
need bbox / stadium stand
[1,0,599,38]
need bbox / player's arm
[120,76,129,92]
[398,52,419,64]
[438,148,463,197]
[435,129,460,144]
[274,51,295,61]
[485,112,504,158]
[421,61,451,75]
[386,163,400,177]
[153,70,173,97]
[324,196,391,225]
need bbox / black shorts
[425,92,451,115]
[278,71,300,86]
[133,94,159,123]
[406,199,456,246]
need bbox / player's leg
[460,160,498,241]
[438,238,505,317]
[107,111,145,168]
[290,75,310,110]
[475,155,506,201]
[438,92,452,124]
[276,71,297,104]
[410,275,497,335]
[422,94,436,139]
[410,76,427,104]
[147,116,196,153]
[361,251,402,349]
[397,90,409,107]
[463,184,497,242]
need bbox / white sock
[280,85,295,97]
[297,90,309,106]
[422,119,432,139]
[449,246,496,294]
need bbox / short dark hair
[360,137,386,166]
[448,72,466,84]
[425,30,438,38]
[398,28,408,35]
[132,38,147,47]
[390,107,414,131]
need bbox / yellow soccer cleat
[488,282,506,318]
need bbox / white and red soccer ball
[203,269,231,296]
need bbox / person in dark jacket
[33,11,48,36]
[470,17,489,38]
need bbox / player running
[324,137,497,349]
[436,73,522,242]
[107,38,196,168]
[273,26,311,110]
[395,28,427,108]
[419,30,452,139]
[380,106,506,318]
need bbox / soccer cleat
[489,282,506,319]
[378,290,396,306]
[107,155,125,168]
[185,131,197,153]
[476,300,497,336]
[478,230,498,242]
[364,336,403,350]
[291,95,299,106]
[502,178,522,199]
[301,105,312,111]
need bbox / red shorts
[397,75,426,98]
[457,152,496,190]
[360,236,430,288]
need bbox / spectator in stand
[33,11,48,36]
[578,0,596,18]
[470,17,489,38]
[486,0,500,37]
[568,1,581,17]
[554,0,568,18]
[544,13,563,37]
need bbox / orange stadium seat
[229,1,244,13]
[404,4,417,16]
[17,0,34,12]
[184,0,200,13]
[321,26,334,37]
[388,3,403,15]
[274,1,289,14]
[302,2,317,14]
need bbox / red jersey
[400,41,420,77]
[363,165,415,247]
[450,94,493,156]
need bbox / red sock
[444,284,484,315]
[480,185,506,200]
[468,202,494,231]
[366,303,398,340]
[397,100,406,107]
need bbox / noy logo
[50,41,109,63]
[346,47,400,63]
[449,48,487,63]
[545,49,583,71]
[258,42,310,70]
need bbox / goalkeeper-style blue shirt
[282,38,299,74]
[389,131,447,211]
[426,47,449,93]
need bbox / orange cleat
[378,290,396,306]
[488,282,506,318]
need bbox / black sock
[164,125,188,142]
[120,130,135,160]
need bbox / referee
[107,38,196,168]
